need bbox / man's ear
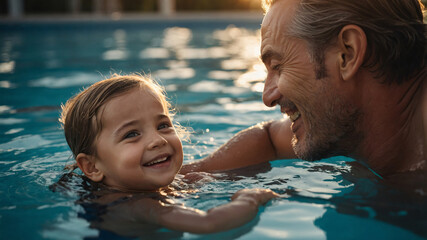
[76,153,104,182]
[337,25,367,81]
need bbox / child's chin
[149,176,176,190]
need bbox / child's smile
[143,154,171,167]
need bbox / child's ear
[76,153,104,182]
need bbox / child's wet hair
[59,74,186,160]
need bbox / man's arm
[180,119,296,173]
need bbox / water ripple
[0,134,52,153]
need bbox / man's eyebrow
[261,50,282,64]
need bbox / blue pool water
[0,18,426,239]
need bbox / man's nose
[262,74,281,107]
[147,133,167,150]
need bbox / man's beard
[292,92,362,161]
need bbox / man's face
[260,0,360,160]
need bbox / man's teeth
[289,111,301,122]
[145,157,168,166]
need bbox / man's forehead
[261,0,299,35]
[260,13,272,35]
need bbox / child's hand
[231,188,279,206]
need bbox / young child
[59,74,278,235]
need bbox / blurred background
[0,0,263,18]
[2,0,427,18]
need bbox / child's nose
[147,133,167,149]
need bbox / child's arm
[96,189,278,235]
[142,188,279,234]
[180,119,296,173]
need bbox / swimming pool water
[0,18,426,239]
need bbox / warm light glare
[236,0,263,9]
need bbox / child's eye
[158,122,172,130]
[124,131,139,139]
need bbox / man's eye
[272,64,281,71]
[124,131,139,139]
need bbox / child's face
[93,88,183,191]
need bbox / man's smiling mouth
[289,111,301,122]
[280,100,301,122]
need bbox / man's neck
[355,74,426,177]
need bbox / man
[181,0,426,178]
